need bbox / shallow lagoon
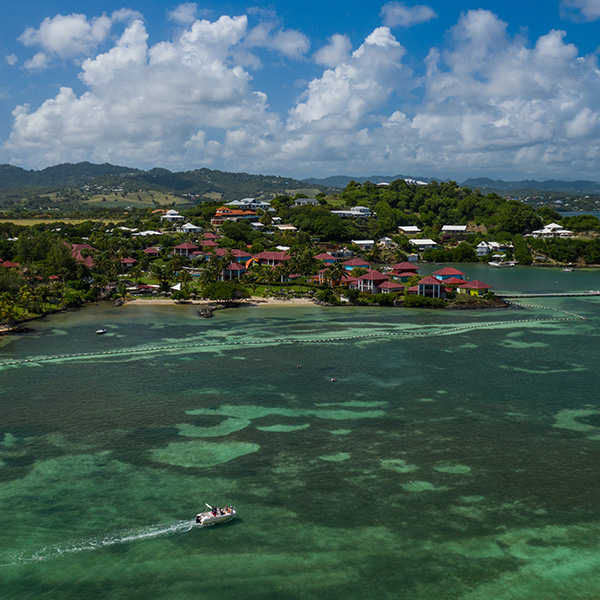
[1,268,600,599]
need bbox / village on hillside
[2,177,600,327]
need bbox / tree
[150,262,174,292]
[451,242,478,262]
[324,261,346,287]
[0,293,20,329]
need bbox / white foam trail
[0,520,195,568]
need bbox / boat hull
[195,508,236,526]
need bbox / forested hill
[0,162,141,188]
[0,163,328,200]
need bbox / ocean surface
[1,265,600,599]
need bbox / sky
[2,0,600,181]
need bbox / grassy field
[0,217,109,225]
[83,191,193,208]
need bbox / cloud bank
[5,5,600,180]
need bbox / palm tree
[324,261,346,288]
[17,286,35,317]
[291,247,320,292]
[150,263,173,293]
[0,294,20,330]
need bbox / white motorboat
[96,329,107,334]
[195,504,236,526]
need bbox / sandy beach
[122,296,315,307]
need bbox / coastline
[120,296,315,307]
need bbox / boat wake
[0,520,195,568]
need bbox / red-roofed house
[199,239,219,249]
[173,242,198,257]
[432,267,465,281]
[254,251,291,266]
[443,277,467,286]
[69,243,95,268]
[342,258,370,271]
[220,262,247,281]
[313,269,354,287]
[143,247,160,258]
[0,260,20,268]
[120,257,137,271]
[390,261,420,283]
[379,280,405,294]
[215,248,253,262]
[314,252,337,264]
[357,269,389,293]
[391,261,419,274]
[417,275,445,298]
[203,232,219,240]
[211,207,257,227]
[458,280,494,296]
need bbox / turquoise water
[1,269,600,599]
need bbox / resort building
[314,252,337,264]
[356,269,389,293]
[342,258,371,271]
[173,242,199,257]
[432,267,466,281]
[458,280,493,296]
[253,251,292,267]
[416,275,446,298]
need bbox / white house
[351,239,375,251]
[398,225,422,235]
[332,206,372,218]
[292,198,319,207]
[409,238,438,249]
[160,210,184,222]
[530,223,573,238]
[441,225,467,234]
[180,223,202,234]
[225,197,273,211]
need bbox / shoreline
[121,296,315,307]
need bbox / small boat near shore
[96,328,107,334]
[195,504,236,526]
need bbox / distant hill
[0,163,327,203]
[462,177,600,195]
[0,162,141,189]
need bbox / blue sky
[1,0,600,181]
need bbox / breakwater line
[0,302,585,369]
[0,520,195,568]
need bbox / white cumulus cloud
[381,2,437,27]
[18,13,112,60]
[561,0,600,21]
[6,15,283,170]
[168,3,199,24]
[314,34,352,67]
[6,7,600,181]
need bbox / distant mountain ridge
[0,162,327,202]
[462,177,600,195]
[2,162,600,199]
